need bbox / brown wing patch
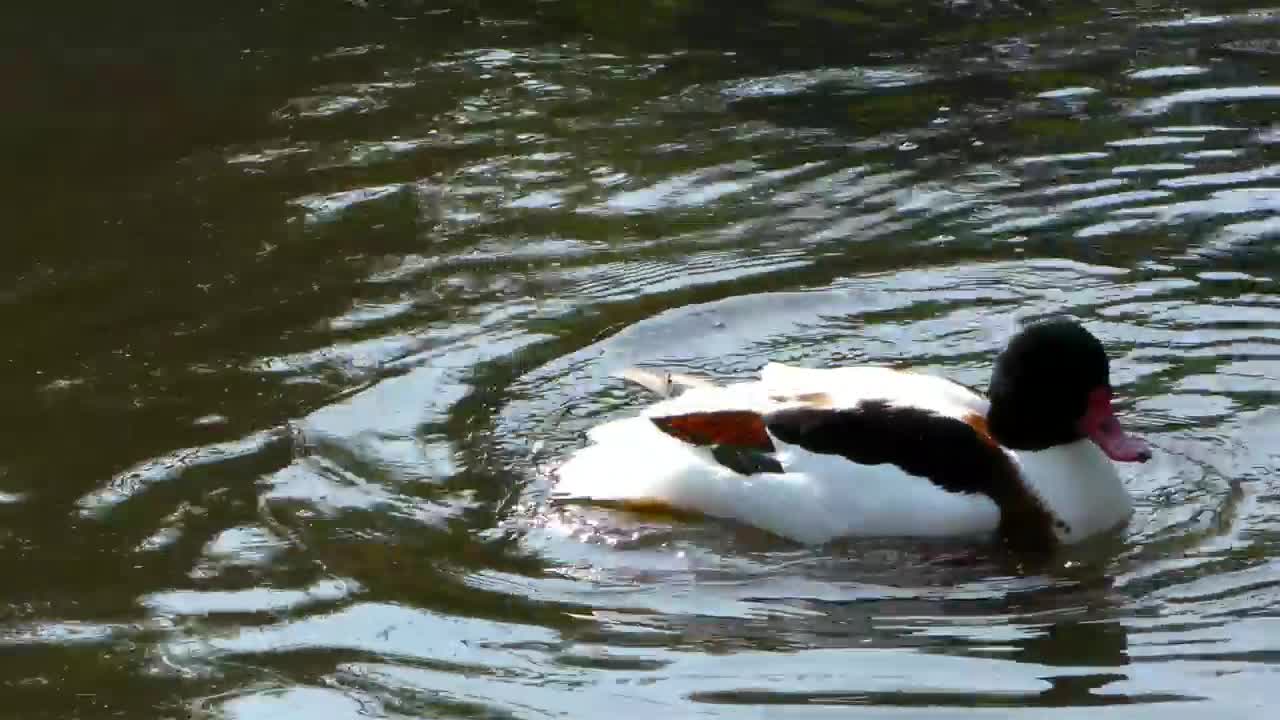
[651,410,775,451]
[962,412,998,447]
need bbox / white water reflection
[1132,86,1280,116]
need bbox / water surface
[4,1,1280,717]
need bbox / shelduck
[551,318,1152,551]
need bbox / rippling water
[5,1,1280,717]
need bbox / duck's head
[987,318,1151,462]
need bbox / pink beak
[1079,387,1151,462]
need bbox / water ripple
[16,3,1280,718]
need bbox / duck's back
[757,363,990,418]
[551,364,1004,544]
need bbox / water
[4,0,1280,717]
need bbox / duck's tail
[615,367,719,399]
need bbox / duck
[550,317,1152,551]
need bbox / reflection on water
[3,0,1280,717]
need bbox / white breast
[1012,440,1134,543]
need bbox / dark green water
[4,1,1280,717]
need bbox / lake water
[4,1,1280,717]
